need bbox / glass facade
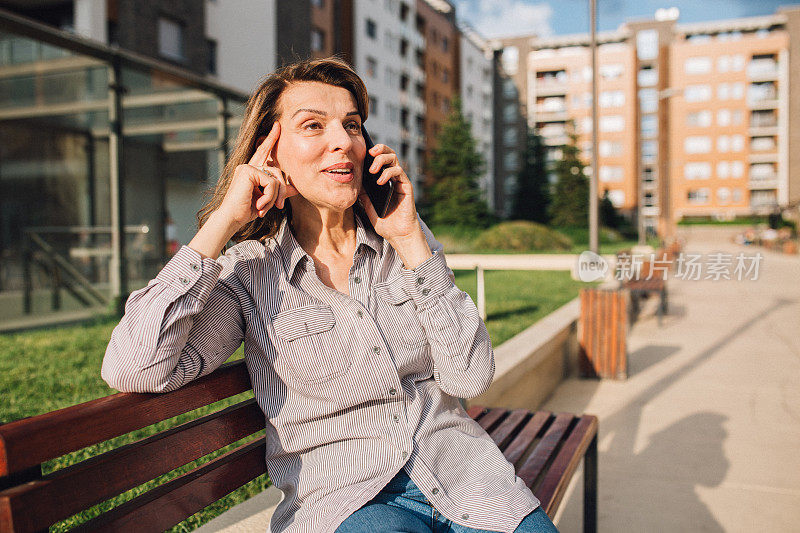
[0,20,246,326]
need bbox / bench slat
[0,360,251,478]
[501,411,551,466]
[474,407,507,433]
[537,415,598,516]
[71,438,267,533]
[0,399,263,533]
[488,409,529,449]
[516,413,574,489]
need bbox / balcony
[542,134,569,146]
[747,61,779,81]
[641,206,660,216]
[748,152,778,163]
[534,80,568,97]
[534,108,569,122]
[748,98,779,110]
[748,177,779,190]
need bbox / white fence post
[476,265,486,321]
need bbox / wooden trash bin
[579,288,628,379]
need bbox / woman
[102,57,557,533]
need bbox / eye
[303,121,322,130]
[346,121,361,133]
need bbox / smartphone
[361,125,395,218]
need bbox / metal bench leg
[584,434,598,533]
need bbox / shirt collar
[274,208,383,279]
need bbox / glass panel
[0,26,246,325]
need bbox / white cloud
[457,0,554,38]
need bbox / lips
[322,162,355,183]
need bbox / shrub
[472,221,573,252]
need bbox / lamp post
[589,0,599,254]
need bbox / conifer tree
[511,130,550,223]
[549,131,589,227]
[425,98,491,228]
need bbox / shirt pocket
[374,276,428,349]
[272,304,351,384]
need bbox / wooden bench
[0,360,598,532]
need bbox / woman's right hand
[217,122,298,231]
[188,122,297,259]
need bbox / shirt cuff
[155,245,223,300]
[401,250,454,308]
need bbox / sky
[454,0,800,39]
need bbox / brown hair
[197,56,369,243]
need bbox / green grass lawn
[0,269,586,530]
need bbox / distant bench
[0,359,598,532]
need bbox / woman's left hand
[359,144,432,268]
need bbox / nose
[328,121,354,153]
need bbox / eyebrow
[291,108,361,118]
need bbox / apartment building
[414,0,459,184]
[498,6,800,237]
[459,24,495,211]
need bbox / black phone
[361,125,395,218]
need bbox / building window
[503,78,517,98]
[599,141,623,157]
[717,161,730,178]
[600,63,624,80]
[311,0,323,6]
[502,46,519,75]
[400,38,408,57]
[607,190,625,207]
[366,56,377,77]
[636,29,658,61]
[366,18,377,39]
[400,2,409,22]
[639,89,658,113]
[637,67,658,87]
[640,115,657,138]
[400,73,409,92]
[599,90,625,108]
[158,17,184,62]
[717,109,730,127]
[717,187,731,204]
[685,136,712,154]
[442,36,449,52]
[733,188,743,202]
[504,128,517,146]
[717,135,730,153]
[687,110,712,128]
[684,56,711,74]
[731,134,744,152]
[206,38,217,75]
[369,96,378,116]
[641,140,657,162]
[732,161,744,178]
[685,84,712,102]
[684,162,711,180]
[311,28,324,52]
[599,166,624,182]
[599,115,624,132]
[687,188,710,204]
[442,68,448,83]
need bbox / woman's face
[272,81,367,214]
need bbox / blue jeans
[336,468,559,532]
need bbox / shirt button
[401,451,408,460]
[353,276,361,284]
[178,276,189,285]
[389,387,397,396]
[392,414,400,422]
[373,346,380,354]
[462,514,469,520]
[190,263,200,271]
[357,310,364,318]
[421,288,430,296]
[431,487,439,495]
[416,276,425,285]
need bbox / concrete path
[546,227,800,532]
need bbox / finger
[368,143,395,156]
[369,153,399,173]
[377,165,404,186]
[248,122,281,167]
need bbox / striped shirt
[102,211,540,533]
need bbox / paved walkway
[546,226,800,532]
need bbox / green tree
[549,131,589,227]
[600,190,621,229]
[511,130,550,223]
[425,98,491,228]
